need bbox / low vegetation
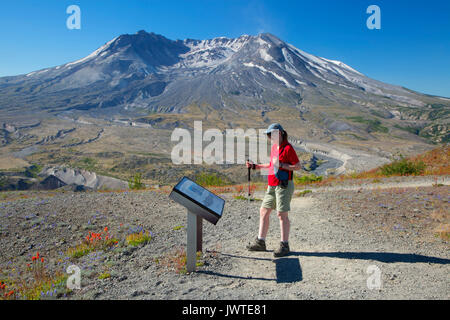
[295,189,312,197]
[0,223,155,300]
[394,124,420,135]
[24,164,43,178]
[0,252,69,300]
[155,248,204,274]
[126,230,152,247]
[78,157,97,171]
[346,116,389,133]
[195,172,227,187]
[98,271,111,280]
[318,145,449,186]
[66,227,119,259]
[128,172,145,190]
[232,183,257,200]
[294,173,323,185]
[379,156,426,176]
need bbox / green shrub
[294,174,323,184]
[128,172,145,190]
[379,156,426,176]
[195,172,226,186]
[24,164,43,178]
[346,116,389,133]
[98,272,111,280]
[0,176,7,188]
[393,124,420,135]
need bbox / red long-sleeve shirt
[267,141,300,186]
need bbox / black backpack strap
[278,143,289,156]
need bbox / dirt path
[214,210,448,299]
[307,175,450,193]
[201,177,450,299]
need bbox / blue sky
[0,0,449,97]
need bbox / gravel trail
[0,176,448,300]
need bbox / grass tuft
[156,248,204,274]
[98,272,111,280]
[295,189,312,197]
[128,172,145,190]
[126,230,152,247]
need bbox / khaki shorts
[261,180,295,212]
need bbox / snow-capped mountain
[0,30,448,134]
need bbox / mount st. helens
[1,30,448,129]
[0,30,448,177]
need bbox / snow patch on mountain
[259,49,273,62]
[176,35,252,69]
[65,37,118,67]
[306,65,336,85]
[26,69,50,77]
[322,58,363,76]
[243,62,295,88]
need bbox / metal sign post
[196,215,203,252]
[186,211,197,273]
[186,211,203,273]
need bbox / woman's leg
[277,211,290,242]
[275,181,294,243]
[258,207,272,239]
[247,206,272,251]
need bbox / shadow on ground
[199,252,303,283]
[289,251,450,264]
[197,250,449,284]
[275,257,303,283]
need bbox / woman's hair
[268,129,288,143]
[282,130,288,143]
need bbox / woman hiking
[246,123,301,257]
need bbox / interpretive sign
[169,177,225,272]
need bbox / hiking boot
[246,237,266,251]
[274,241,290,257]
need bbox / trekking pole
[247,158,251,204]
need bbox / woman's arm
[246,161,270,170]
[280,161,301,171]
[255,163,270,170]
